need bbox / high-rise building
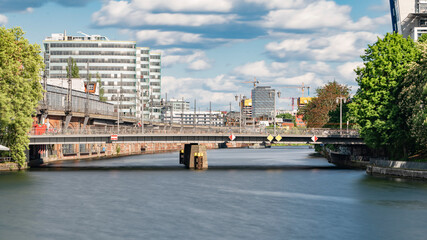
[390,0,427,41]
[252,86,275,118]
[43,32,162,122]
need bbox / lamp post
[336,96,347,133]
[235,94,242,133]
[269,90,281,135]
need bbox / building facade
[252,86,275,118]
[390,0,427,41]
[163,111,224,126]
[43,32,162,122]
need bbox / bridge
[29,127,363,145]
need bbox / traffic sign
[311,135,318,142]
[267,134,274,142]
[111,134,118,141]
[275,135,282,141]
[229,134,236,141]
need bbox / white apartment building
[164,111,225,127]
[390,0,427,41]
[43,32,162,121]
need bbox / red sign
[229,134,236,141]
[311,135,318,142]
[111,134,118,141]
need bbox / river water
[1,146,427,240]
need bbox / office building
[390,0,427,41]
[43,32,162,121]
[252,86,275,118]
[164,111,224,126]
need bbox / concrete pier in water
[180,143,208,170]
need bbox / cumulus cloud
[260,1,390,31]
[337,61,363,83]
[265,31,378,61]
[133,30,203,45]
[0,14,7,25]
[233,60,288,77]
[162,75,237,107]
[187,59,212,71]
[157,48,213,71]
[92,0,236,27]
[244,0,308,9]
[130,0,233,12]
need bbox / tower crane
[242,77,260,88]
[281,82,310,97]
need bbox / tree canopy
[298,81,349,128]
[349,33,421,159]
[0,27,44,166]
[398,41,427,156]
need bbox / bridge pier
[180,143,208,170]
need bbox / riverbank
[367,159,427,180]
[0,162,25,171]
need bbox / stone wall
[367,159,427,179]
[36,142,248,164]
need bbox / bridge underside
[29,134,364,145]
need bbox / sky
[0,0,392,111]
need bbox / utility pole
[336,96,347,133]
[141,85,145,134]
[193,99,196,132]
[118,74,123,134]
[181,97,184,131]
[235,95,242,134]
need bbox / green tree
[0,27,44,167]
[398,42,427,155]
[298,81,349,128]
[96,72,107,102]
[66,57,79,78]
[418,34,427,43]
[325,102,351,129]
[277,113,296,127]
[349,33,420,159]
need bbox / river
[1,146,427,240]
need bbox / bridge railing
[29,125,359,137]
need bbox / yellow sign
[275,135,282,141]
[267,134,274,142]
[244,99,252,107]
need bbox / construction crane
[281,97,298,111]
[281,82,310,97]
[242,77,260,88]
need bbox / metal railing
[29,125,359,137]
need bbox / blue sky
[0,0,392,111]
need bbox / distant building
[43,32,162,121]
[390,0,427,41]
[252,86,275,118]
[164,111,224,126]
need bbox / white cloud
[261,1,352,30]
[265,31,378,61]
[157,48,212,70]
[134,30,203,45]
[162,75,237,107]
[187,59,212,71]
[92,1,236,27]
[132,0,233,12]
[260,1,390,32]
[337,61,363,83]
[244,0,308,9]
[0,14,8,25]
[233,60,287,77]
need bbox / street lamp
[235,94,242,133]
[269,90,281,135]
[336,96,347,133]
